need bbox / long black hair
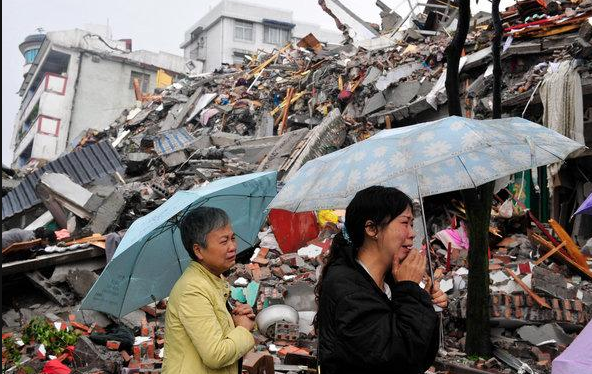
[314,186,412,329]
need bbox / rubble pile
[3,0,592,373]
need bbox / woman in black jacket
[316,186,446,374]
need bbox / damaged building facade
[10,25,193,169]
[180,0,343,72]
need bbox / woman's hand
[231,302,256,330]
[392,249,426,284]
[232,302,255,319]
[425,277,448,309]
[232,314,255,331]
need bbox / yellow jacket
[162,261,254,374]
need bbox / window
[232,50,251,65]
[129,71,150,92]
[234,20,254,41]
[264,26,289,45]
[24,49,39,63]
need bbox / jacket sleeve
[334,280,438,371]
[177,286,254,369]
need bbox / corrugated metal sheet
[2,141,124,220]
[154,128,196,155]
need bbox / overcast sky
[2,0,505,166]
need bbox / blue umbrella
[80,171,277,317]
[270,116,584,211]
[269,116,584,281]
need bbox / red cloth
[41,360,71,374]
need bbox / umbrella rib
[457,155,478,188]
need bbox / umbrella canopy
[80,171,277,317]
[573,193,592,216]
[269,116,584,212]
[552,320,592,374]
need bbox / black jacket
[317,257,439,374]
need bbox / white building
[11,25,194,169]
[180,0,343,72]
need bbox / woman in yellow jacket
[163,207,255,374]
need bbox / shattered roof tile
[2,141,124,220]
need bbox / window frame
[263,25,289,45]
[234,19,254,42]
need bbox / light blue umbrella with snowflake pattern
[269,115,584,283]
[269,116,584,212]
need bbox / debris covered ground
[3,0,592,373]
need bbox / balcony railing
[20,73,67,122]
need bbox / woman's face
[377,206,415,261]
[194,224,237,276]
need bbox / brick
[492,304,501,318]
[106,340,120,350]
[564,310,572,322]
[574,300,583,312]
[562,299,571,310]
[531,347,551,362]
[141,318,149,336]
[147,341,155,359]
[120,350,132,362]
[133,346,141,361]
[514,295,523,307]
[257,247,270,258]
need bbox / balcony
[13,73,68,166]
[19,73,67,123]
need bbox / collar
[190,261,230,292]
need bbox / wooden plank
[534,242,565,266]
[2,238,42,256]
[2,247,104,276]
[504,267,551,309]
[279,87,294,136]
[548,219,589,268]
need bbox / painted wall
[68,53,158,142]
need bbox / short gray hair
[179,207,230,261]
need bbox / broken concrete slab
[161,150,188,168]
[25,271,75,306]
[384,80,421,108]
[362,66,382,86]
[2,309,21,328]
[72,308,112,328]
[121,309,147,331]
[37,172,95,227]
[362,92,387,116]
[517,323,574,346]
[258,129,310,172]
[86,189,125,234]
[66,269,99,299]
[210,132,246,147]
[49,258,106,284]
[74,335,123,373]
[532,266,578,300]
[375,62,423,91]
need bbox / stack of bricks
[274,322,300,342]
[451,292,590,325]
[451,292,591,325]
[122,317,163,373]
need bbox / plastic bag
[499,199,513,219]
